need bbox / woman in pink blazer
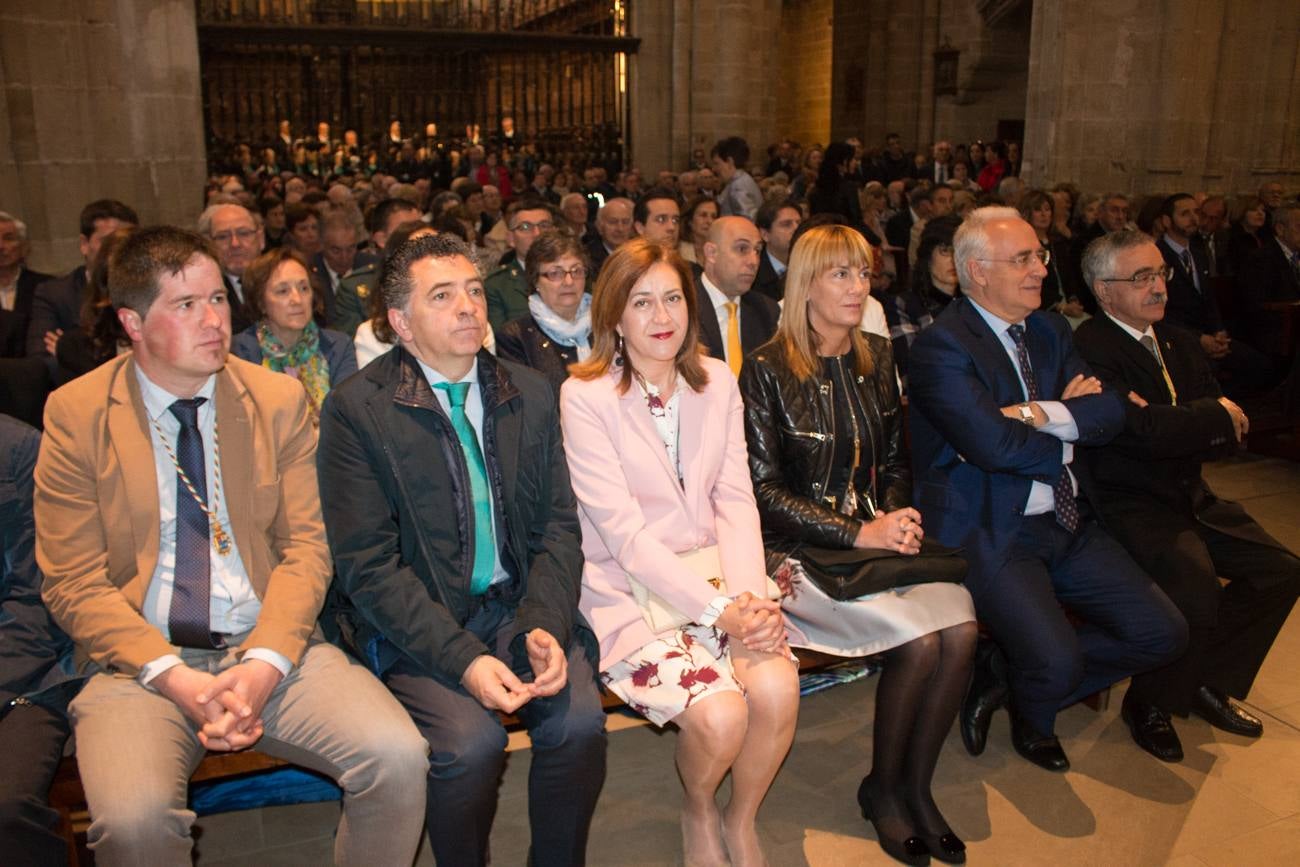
[560,239,799,867]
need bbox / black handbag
[795,540,968,601]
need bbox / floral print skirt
[602,624,745,727]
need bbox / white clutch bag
[627,546,780,634]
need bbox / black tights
[862,621,977,839]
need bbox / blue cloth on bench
[190,767,341,816]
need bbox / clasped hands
[856,507,924,555]
[152,658,284,752]
[999,373,1102,428]
[461,628,568,715]
[716,592,787,656]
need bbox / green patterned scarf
[256,319,331,419]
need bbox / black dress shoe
[1121,696,1184,762]
[917,831,966,864]
[857,778,931,866]
[960,639,1008,756]
[1010,713,1070,771]
[1192,686,1264,737]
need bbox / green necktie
[433,381,496,595]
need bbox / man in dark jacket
[1075,229,1300,763]
[317,233,606,867]
[0,415,81,864]
[25,199,138,369]
[0,213,53,359]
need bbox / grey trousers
[68,639,430,867]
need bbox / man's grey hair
[381,232,479,313]
[196,203,256,237]
[1081,228,1155,296]
[997,176,1025,201]
[953,206,1021,289]
[0,211,27,241]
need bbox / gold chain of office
[151,416,234,557]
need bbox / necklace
[151,414,234,557]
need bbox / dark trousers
[1123,523,1300,715]
[968,516,1189,735]
[385,596,607,867]
[0,701,71,867]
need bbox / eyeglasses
[976,249,1050,268]
[539,265,587,283]
[510,219,554,233]
[1101,265,1174,288]
[211,228,259,245]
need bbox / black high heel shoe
[917,830,965,865]
[856,777,930,866]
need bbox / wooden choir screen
[196,0,636,163]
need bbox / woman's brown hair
[568,238,709,394]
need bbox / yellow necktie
[725,301,742,376]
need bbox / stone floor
[193,454,1300,867]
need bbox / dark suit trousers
[384,595,607,867]
[1123,523,1300,715]
[969,515,1188,735]
[0,701,71,867]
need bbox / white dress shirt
[967,300,1080,516]
[700,273,743,369]
[135,368,291,684]
[415,356,510,587]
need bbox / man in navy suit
[908,207,1186,771]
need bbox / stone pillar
[629,0,782,172]
[777,0,833,148]
[0,0,207,273]
[629,0,675,178]
[1023,0,1300,196]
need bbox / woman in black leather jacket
[740,224,976,866]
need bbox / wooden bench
[48,649,1105,864]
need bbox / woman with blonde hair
[740,224,976,865]
[561,238,799,867]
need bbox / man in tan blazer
[34,226,427,866]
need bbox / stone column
[629,0,782,172]
[629,0,675,177]
[1022,0,1300,196]
[0,0,207,273]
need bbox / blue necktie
[433,381,496,595]
[1007,325,1080,533]
[167,398,219,648]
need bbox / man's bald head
[703,217,762,298]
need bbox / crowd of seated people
[3,125,1300,867]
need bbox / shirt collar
[966,296,1022,339]
[1162,235,1189,257]
[1277,237,1298,259]
[766,250,787,277]
[700,273,733,311]
[135,365,217,423]
[1103,310,1154,343]
[416,355,480,390]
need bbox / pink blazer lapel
[676,383,708,526]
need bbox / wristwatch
[1017,403,1035,426]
